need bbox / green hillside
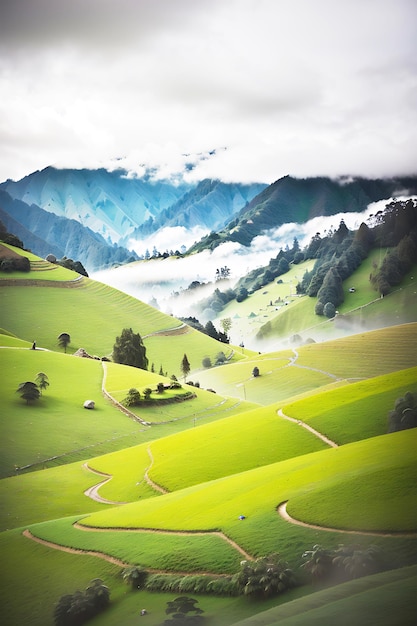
[1,245,416,626]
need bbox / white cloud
[0,0,416,183]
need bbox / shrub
[252,366,260,377]
[323,301,336,318]
[123,388,141,406]
[234,554,296,598]
[202,357,212,368]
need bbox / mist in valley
[91,198,414,350]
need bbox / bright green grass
[79,430,417,547]
[147,405,327,491]
[87,403,327,499]
[0,279,187,355]
[0,277,244,376]
[143,329,244,382]
[294,323,417,379]
[282,367,417,444]
[214,260,316,343]
[0,529,309,626]
[234,565,417,626]
[0,528,122,626]
[0,461,108,531]
[0,348,148,477]
[0,332,31,347]
[29,515,243,574]
[197,358,340,405]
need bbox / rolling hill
[0,242,416,626]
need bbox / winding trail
[83,463,129,505]
[277,408,338,448]
[73,521,253,560]
[22,528,242,574]
[144,446,169,494]
[277,501,417,538]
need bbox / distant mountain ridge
[126,178,266,243]
[0,166,192,244]
[189,175,417,252]
[0,190,137,271]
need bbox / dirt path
[277,408,338,448]
[277,501,417,537]
[144,446,169,494]
[74,520,253,560]
[22,528,129,567]
[22,528,235,574]
[83,463,130,505]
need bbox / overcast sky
[1,0,416,184]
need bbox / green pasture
[0,348,148,477]
[213,260,315,342]
[0,279,186,355]
[30,515,243,574]
[88,403,327,499]
[76,430,417,550]
[147,405,327,491]
[0,332,31,347]
[0,276,245,375]
[294,323,417,379]
[196,357,339,405]
[0,461,108,531]
[0,529,309,626]
[253,252,416,344]
[0,347,257,478]
[282,367,417,444]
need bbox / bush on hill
[388,391,417,432]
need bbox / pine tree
[181,354,191,382]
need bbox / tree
[202,356,212,368]
[143,387,152,400]
[220,317,232,340]
[164,596,204,625]
[57,332,71,353]
[252,366,260,377]
[123,388,141,406]
[16,381,40,404]
[35,372,49,395]
[204,320,218,340]
[181,354,191,382]
[112,328,148,370]
[121,566,148,590]
[234,554,296,598]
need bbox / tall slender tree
[181,353,191,382]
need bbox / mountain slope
[0,189,137,271]
[127,178,266,242]
[0,166,193,244]
[189,175,417,251]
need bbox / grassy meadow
[0,245,416,626]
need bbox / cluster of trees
[301,543,384,585]
[180,317,231,343]
[53,579,110,626]
[233,554,296,598]
[370,233,417,296]
[387,391,417,432]
[16,372,49,404]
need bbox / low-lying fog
[91,198,407,348]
